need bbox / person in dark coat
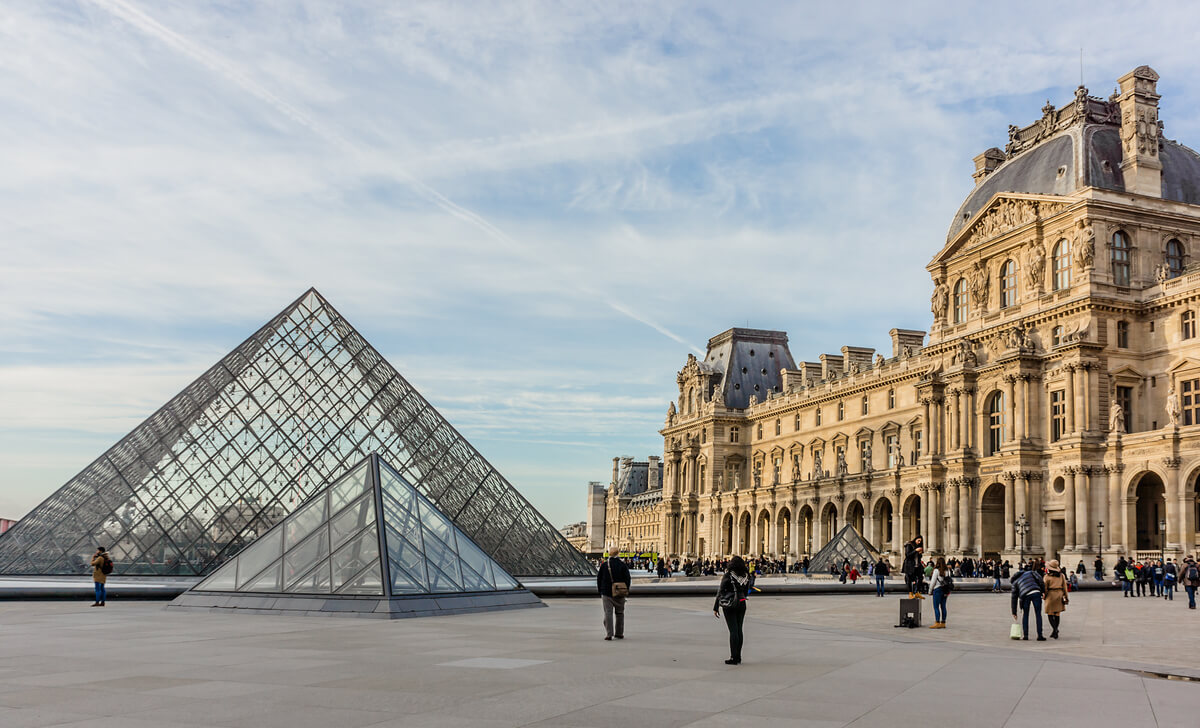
[874,557,890,597]
[597,553,631,640]
[714,555,750,665]
[903,535,924,599]
[1011,562,1046,640]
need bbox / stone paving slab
[0,593,1196,727]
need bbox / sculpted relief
[1073,220,1095,273]
[962,198,1068,250]
[931,276,949,324]
[1025,242,1046,291]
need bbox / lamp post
[1097,520,1104,551]
[1159,517,1167,562]
[1016,514,1029,566]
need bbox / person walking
[90,546,111,607]
[1044,559,1068,640]
[1093,556,1104,581]
[1163,559,1177,601]
[713,556,751,665]
[874,557,890,597]
[1011,562,1046,641]
[928,557,951,629]
[903,536,925,599]
[1179,556,1200,609]
[597,552,631,641]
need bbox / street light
[1097,520,1104,551]
[1159,517,1167,562]
[1016,514,1029,566]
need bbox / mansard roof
[702,328,796,410]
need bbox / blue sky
[5,1,1200,528]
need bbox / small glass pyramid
[806,524,882,576]
[193,455,522,598]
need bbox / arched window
[999,259,1017,308]
[1167,239,1185,279]
[953,278,968,323]
[1053,238,1071,290]
[986,391,1005,456]
[1111,231,1131,287]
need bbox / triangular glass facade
[0,289,591,578]
[806,524,882,575]
[194,456,522,597]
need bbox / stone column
[932,398,943,455]
[929,484,941,552]
[1067,365,1077,433]
[1064,468,1077,551]
[948,479,961,552]
[1004,472,1016,551]
[1109,465,1125,551]
[959,478,972,554]
[891,488,903,554]
[1015,376,1026,441]
[1028,472,1043,551]
[1014,471,1028,530]
[769,507,780,556]
[921,399,932,455]
[1076,467,1091,550]
[918,484,929,545]
[966,388,977,451]
[1021,376,1032,441]
[1164,457,1182,550]
[1081,365,1092,433]
[1006,376,1017,443]
[1095,467,1110,550]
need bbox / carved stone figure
[1109,400,1125,434]
[1166,382,1181,427]
[889,439,904,468]
[1156,262,1171,284]
[1025,242,1046,291]
[968,260,989,310]
[1073,220,1096,272]
[792,454,801,479]
[1004,325,1024,350]
[710,380,723,404]
[835,450,848,477]
[812,450,823,480]
[862,441,873,473]
[666,401,676,425]
[951,338,977,366]
[931,277,949,323]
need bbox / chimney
[1117,65,1162,197]
[611,457,619,486]
[972,148,1005,184]
[889,328,927,357]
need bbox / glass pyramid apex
[193,455,522,597]
[806,524,882,575]
[0,289,592,578]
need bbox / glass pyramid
[192,455,522,597]
[806,525,882,576]
[0,289,592,578]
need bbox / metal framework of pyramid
[167,454,542,618]
[0,289,592,578]
[806,525,882,575]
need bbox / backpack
[1187,564,1200,582]
[942,574,954,593]
[101,557,114,575]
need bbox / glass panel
[330,528,380,592]
[456,534,496,590]
[234,528,283,589]
[328,461,371,515]
[283,528,329,588]
[417,495,456,547]
[285,560,331,593]
[381,490,421,541]
[194,558,237,591]
[458,561,492,592]
[390,562,425,595]
[422,530,462,589]
[337,565,384,595]
[329,494,375,550]
[284,494,327,550]
[379,464,417,512]
[492,570,519,591]
[384,526,427,592]
[241,560,283,592]
[426,561,464,593]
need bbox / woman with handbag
[928,556,951,629]
[713,555,751,665]
[1044,559,1068,640]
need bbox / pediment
[930,193,1070,268]
[853,426,874,439]
[905,415,922,427]
[879,420,902,434]
[1110,364,1148,379]
[1167,357,1200,374]
[806,436,826,449]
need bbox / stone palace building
[587,66,1200,571]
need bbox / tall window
[699,464,706,493]
[1000,259,1017,308]
[861,395,869,415]
[885,434,899,467]
[775,419,781,436]
[773,457,782,484]
[912,430,923,464]
[953,278,969,323]
[859,441,870,471]
[987,391,1005,456]
[1116,386,1134,432]
[794,414,800,430]
[1051,325,1063,346]
[757,423,763,439]
[1050,390,1066,442]
[1183,379,1200,426]
[1183,310,1196,340]
[815,408,822,426]
[1053,239,1071,290]
[888,389,896,409]
[837,402,844,421]
[1111,230,1131,287]
[1117,320,1129,348]
[730,427,739,443]
[1167,239,1185,279]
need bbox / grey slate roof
[703,328,796,410]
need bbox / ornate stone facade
[587,67,1200,571]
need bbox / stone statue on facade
[666,401,676,426]
[835,450,848,478]
[812,450,823,480]
[1025,241,1046,291]
[931,277,949,323]
[1109,400,1126,434]
[1156,262,1171,284]
[792,454,801,480]
[969,261,989,311]
[1167,381,1181,427]
[1073,220,1096,272]
[889,439,904,468]
[862,441,873,473]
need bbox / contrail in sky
[89,0,703,355]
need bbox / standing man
[1093,555,1104,581]
[1011,561,1046,641]
[874,556,890,597]
[1180,556,1200,610]
[90,546,110,607]
[597,551,631,641]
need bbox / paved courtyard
[0,591,1197,727]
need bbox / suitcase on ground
[898,597,921,628]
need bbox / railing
[1134,550,1165,562]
